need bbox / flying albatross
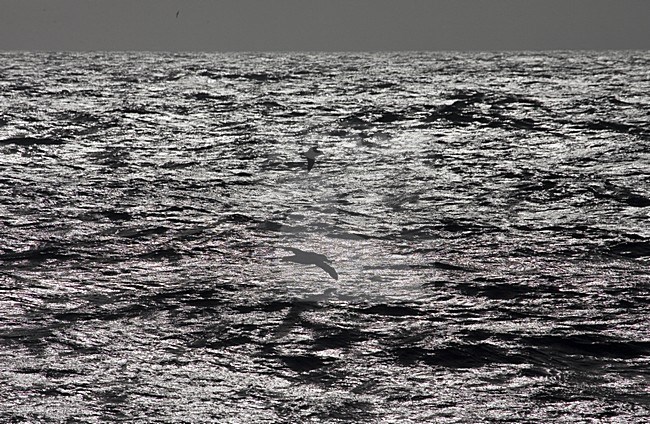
[279,246,339,280]
[303,146,323,172]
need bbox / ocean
[0,51,649,422]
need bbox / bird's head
[308,146,323,156]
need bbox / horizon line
[1,48,649,54]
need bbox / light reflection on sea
[0,51,649,422]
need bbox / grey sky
[1,0,648,51]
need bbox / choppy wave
[0,51,649,423]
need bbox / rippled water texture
[1,51,649,422]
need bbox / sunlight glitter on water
[1,51,649,422]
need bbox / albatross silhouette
[280,247,338,280]
[304,146,323,172]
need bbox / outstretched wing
[315,261,339,280]
[307,157,315,172]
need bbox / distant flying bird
[176,10,180,18]
[279,246,339,280]
[304,146,323,172]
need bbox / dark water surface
[1,51,649,422]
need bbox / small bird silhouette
[279,246,338,280]
[303,146,323,172]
